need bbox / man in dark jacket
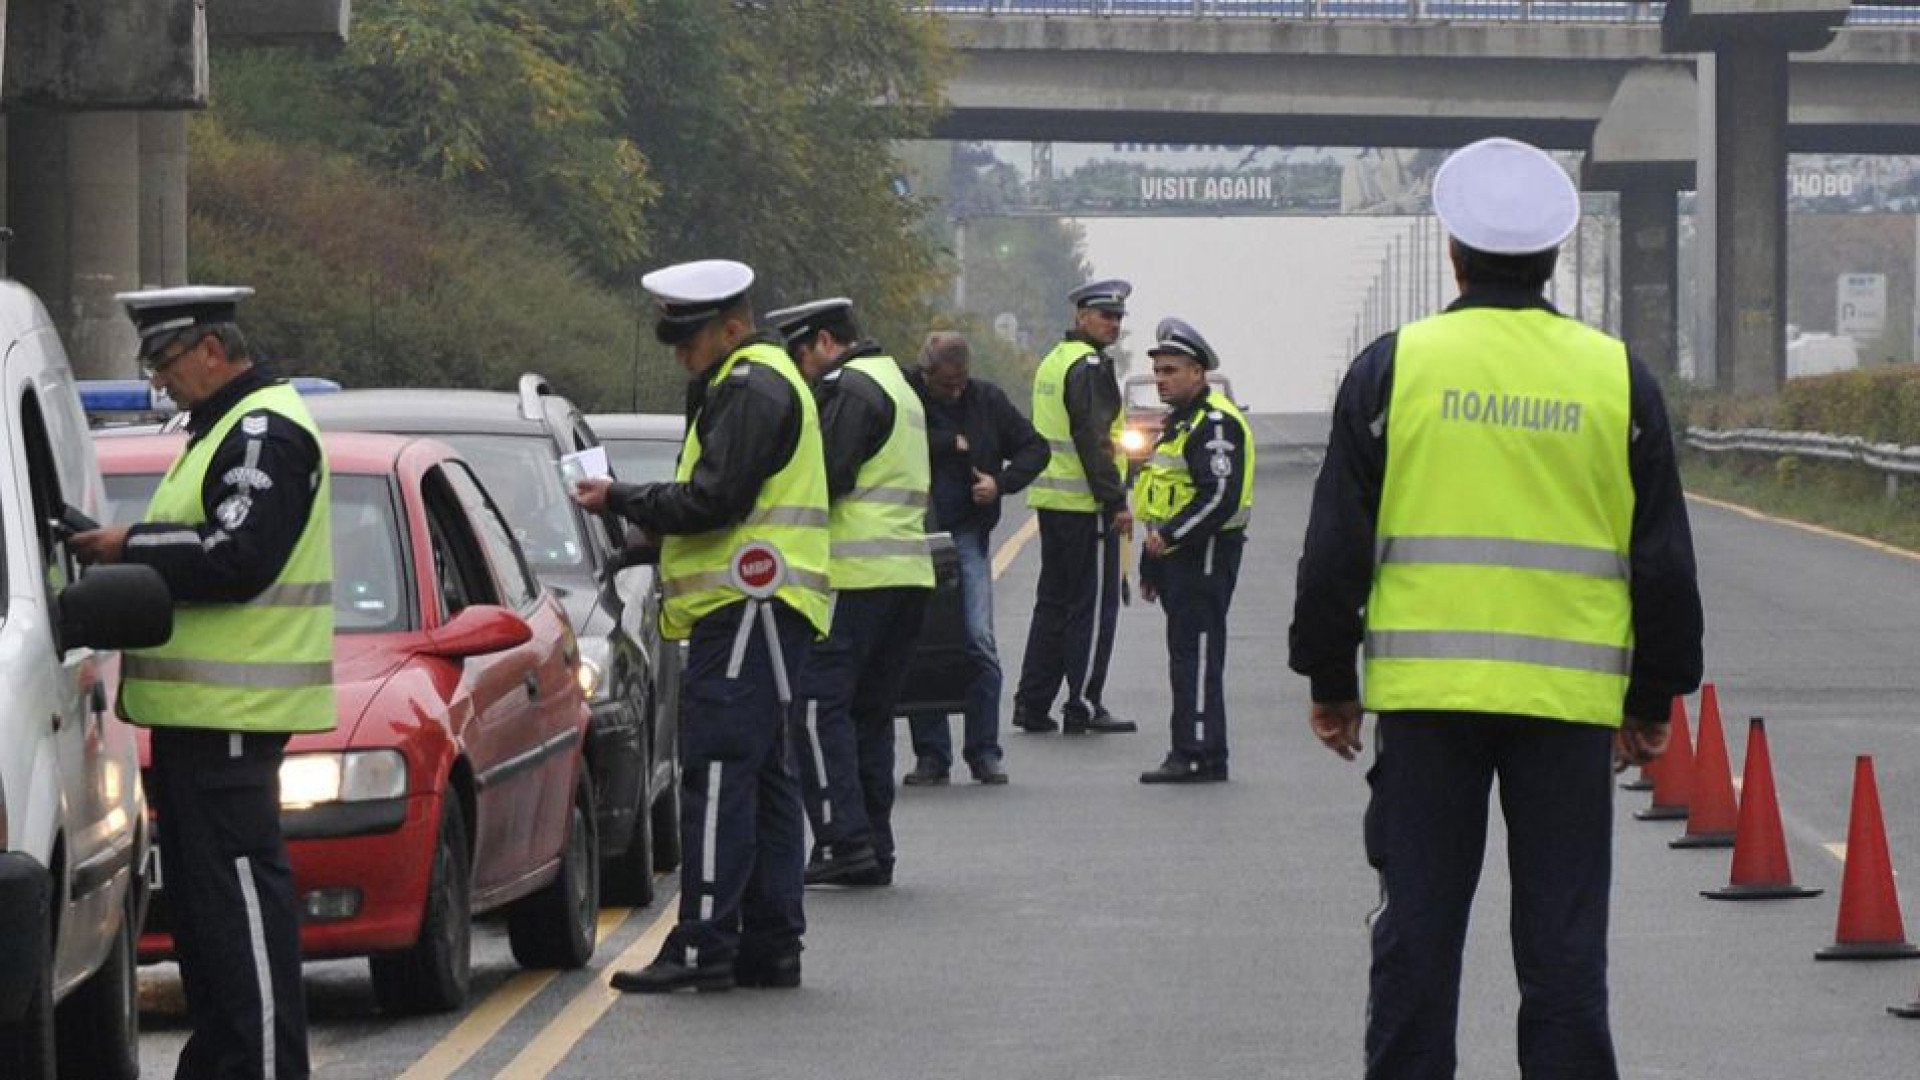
[902,332,1049,785]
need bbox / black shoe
[968,756,1009,785]
[734,954,802,989]
[1011,708,1057,734]
[1139,756,1228,784]
[804,846,880,886]
[1064,706,1136,735]
[610,957,735,994]
[902,757,950,786]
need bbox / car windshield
[603,436,680,485]
[101,472,412,634]
[1126,379,1163,411]
[436,433,591,574]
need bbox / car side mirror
[60,564,173,651]
[424,604,532,659]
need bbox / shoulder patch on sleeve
[729,362,754,381]
[242,413,270,436]
[1208,410,1223,420]
[1083,355,1103,365]
[823,369,843,383]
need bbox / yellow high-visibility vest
[1132,388,1255,540]
[659,342,832,640]
[1028,339,1123,512]
[121,383,337,733]
[1364,306,1635,727]
[829,355,934,590]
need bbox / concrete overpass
[934,2,1920,393]
[0,1,350,377]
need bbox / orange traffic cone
[1634,695,1694,821]
[1816,756,1920,959]
[1672,684,1737,848]
[1703,717,1822,901]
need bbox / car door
[440,462,579,870]
[14,368,120,989]
[419,466,552,892]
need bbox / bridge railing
[924,2,1920,25]
[1686,425,1920,500]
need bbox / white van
[0,279,173,1079]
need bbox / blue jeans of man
[1364,713,1619,1080]
[1156,529,1243,767]
[909,523,1003,768]
[792,586,929,871]
[663,600,811,970]
[1015,509,1119,721]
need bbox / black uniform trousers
[664,600,813,969]
[1015,509,1120,721]
[1364,713,1619,1080]
[792,586,929,871]
[147,728,308,1080]
[1157,530,1243,767]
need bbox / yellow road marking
[492,903,678,1079]
[1685,492,1920,562]
[992,514,1039,580]
[396,907,633,1080]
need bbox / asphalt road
[139,465,1920,1079]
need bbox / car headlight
[576,634,613,701]
[279,750,407,810]
[1120,428,1148,453]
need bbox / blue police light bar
[77,380,172,415]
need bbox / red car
[97,431,600,1014]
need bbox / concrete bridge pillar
[140,112,190,289]
[7,111,143,378]
[1618,184,1681,378]
[1662,0,1849,394]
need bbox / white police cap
[1068,279,1131,314]
[1431,137,1579,256]
[116,285,255,361]
[1147,317,1219,370]
[641,259,755,344]
[764,297,853,347]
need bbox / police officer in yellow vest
[1289,139,1703,1080]
[72,286,334,1080]
[1013,280,1138,735]
[573,260,831,994]
[1132,319,1253,784]
[766,297,933,889]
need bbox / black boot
[610,956,736,994]
[1065,705,1136,735]
[804,845,880,886]
[968,756,1009,785]
[1139,755,1228,784]
[1011,707,1057,734]
[735,953,802,989]
[902,757,950,786]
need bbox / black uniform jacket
[123,367,324,604]
[1059,331,1128,514]
[607,331,805,535]
[814,342,896,503]
[1286,286,1704,726]
[906,368,1049,535]
[1149,388,1251,549]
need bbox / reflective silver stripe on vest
[1046,439,1079,458]
[743,506,831,529]
[1366,630,1631,677]
[832,537,932,559]
[123,656,335,689]
[1222,508,1251,531]
[246,582,334,608]
[1028,475,1090,494]
[661,566,833,598]
[1377,537,1628,580]
[845,485,928,508]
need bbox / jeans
[909,523,1004,767]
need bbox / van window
[19,388,77,638]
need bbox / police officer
[1288,138,1703,1079]
[1132,319,1253,784]
[573,260,831,994]
[1012,280,1137,736]
[72,286,333,1080]
[766,297,933,888]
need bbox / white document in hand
[558,446,612,485]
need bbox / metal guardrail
[1686,425,1920,499]
[923,2,1920,26]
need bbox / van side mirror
[59,564,173,651]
